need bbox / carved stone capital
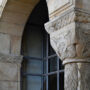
[0,53,23,63]
[45,8,90,62]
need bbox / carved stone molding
[63,58,90,65]
[0,53,23,63]
[45,8,90,34]
[47,0,74,19]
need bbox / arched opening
[0,0,40,55]
[21,0,64,90]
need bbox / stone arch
[0,0,40,55]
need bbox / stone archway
[0,0,41,90]
[0,0,40,55]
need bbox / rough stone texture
[0,33,10,54]
[0,62,18,81]
[45,8,90,61]
[0,0,40,90]
[65,63,78,90]
[0,0,40,55]
[0,81,19,90]
[0,53,23,63]
[47,0,90,19]
[0,53,22,90]
[45,0,90,90]
[0,0,89,90]
[65,63,90,90]
[10,35,21,55]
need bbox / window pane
[48,42,56,56]
[43,60,46,74]
[22,76,27,90]
[59,72,64,90]
[23,29,42,58]
[23,76,42,90]
[43,76,46,90]
[48,57,57,72]
[43,34,47,58]
[48,74,57,90]
[26,60,42,74]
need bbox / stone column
[45,0,90,90]
[0,53,22,90]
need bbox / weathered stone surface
[47,0,90,19]
[0,53,22,82]
[0,21,23,36]
[1,10,29,25]
[49,22,76,60]
[47,0,70,14]
[45,9,90,60]
[0,53,23,63]
[0,81,18,90]
[76,0,90,12]
[0,33,10,54]
[0,62,18,81]
[65,62,90,90]
[10,35,21,55]
[0,53,22,90]
[65,63,78,90]
[45,1,90,90]
[45,8,90,34]
[76,23,90,58]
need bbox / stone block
[1,10,28,25]
[0,62,18,81]
[4,0,34,15]
[76,0,90,12]
[10,35,21,55]
[47,0,69,14]
[0,33,10,54]
[0,21,23,36]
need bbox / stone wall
[0,53,22,90]
[0,0,39,90]
[0,0,39,55]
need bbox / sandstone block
[11,35,21,55]
[0,21,23,36]
[0,81,18,90]
[0,62,18,81]
[0,33,10,54]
